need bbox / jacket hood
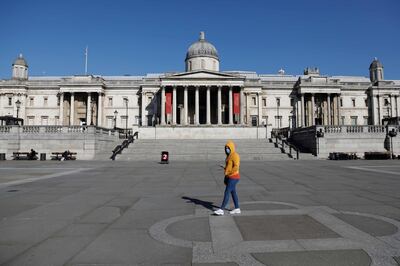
[225,140,236,154]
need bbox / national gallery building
[1,32,399,136]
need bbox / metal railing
[272,134,300,160]
[110,131,138,160]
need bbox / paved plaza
[0,160,400,265]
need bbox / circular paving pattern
[149,201,400,266]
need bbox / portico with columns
[295,74,342,127]
[59,89,104,126]
[155,71,245,126]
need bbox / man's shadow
[182,196,219,211]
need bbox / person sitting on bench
[28,149,38,160]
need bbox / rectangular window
[363,116,369,125]
[365,98,368,107]
[350,116,358,125]
[108,97,113,107]
[44,97,48,107]
[251,116,258,126]
[352,98,356,107]
[341,116,345,125]
[29,97,34,106]
[276,98,280,107]
[252,97,256,106]
[106,116,114,128]
[290,98,294,107]
[121,116,127,128]
[41,116,49,125]
[262,98,266,107]
[27,116,35,125]
[8,97,12,106]
[340,98,343,107]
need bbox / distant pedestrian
[214,140,241,215]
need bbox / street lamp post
[15,100,21,119]
[114,110,118,130]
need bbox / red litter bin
[161,151,169,164]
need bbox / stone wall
[0,126,120,160]
[290,125,400,158]
[138,126,267,139]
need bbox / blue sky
[0,0,399,79]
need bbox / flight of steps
[116,139,296,161]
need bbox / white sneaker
[214,209,224,216]
[229,208,241,214]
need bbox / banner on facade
[233,92,240,114]
[165,92,172,114]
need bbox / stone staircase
[116,139,297,161]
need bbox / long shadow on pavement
[182,196,219,211]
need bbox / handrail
[273,134,300,160]
[110,131,138,160]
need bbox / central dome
[185,32,220,72]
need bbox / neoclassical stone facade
[1,32,399,133]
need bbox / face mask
[225,147,231,155]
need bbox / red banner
[165,92,172,114]
[233,92,240,114]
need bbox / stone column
[0,94,2,117]
[184,86,188,125]
[86,93,92,126]
[229,87,233,125]
[59,93,64,125]
[390,95,395,117]
[70,92,75,126]
[258,93,262,126]
[396,95,399,118]
[195,86,199,125]
[206,86,211,125]
[240,87,245,125]
[327,94,331,126]
[161,87,166,125]
[377,95,382,125]
[141,92,146,126]
[217,86,222,125]
[337,95,342,125]
[172,86,177,125]
[311,94,315,126]
[301,94,305,127]
[98,93,103,127]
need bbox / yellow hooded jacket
[224,141,240,179]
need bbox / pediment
[164,70,243,80]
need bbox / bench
[329,152,359,160]
[12,152,38,160]
[51,151,77,161]
[364,152,391,160]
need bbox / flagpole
[85,46,88,75]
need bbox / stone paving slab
[251,249,372,266]
[234,215,340,241]
[1,160,400,265]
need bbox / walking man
[214,140,241,215]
